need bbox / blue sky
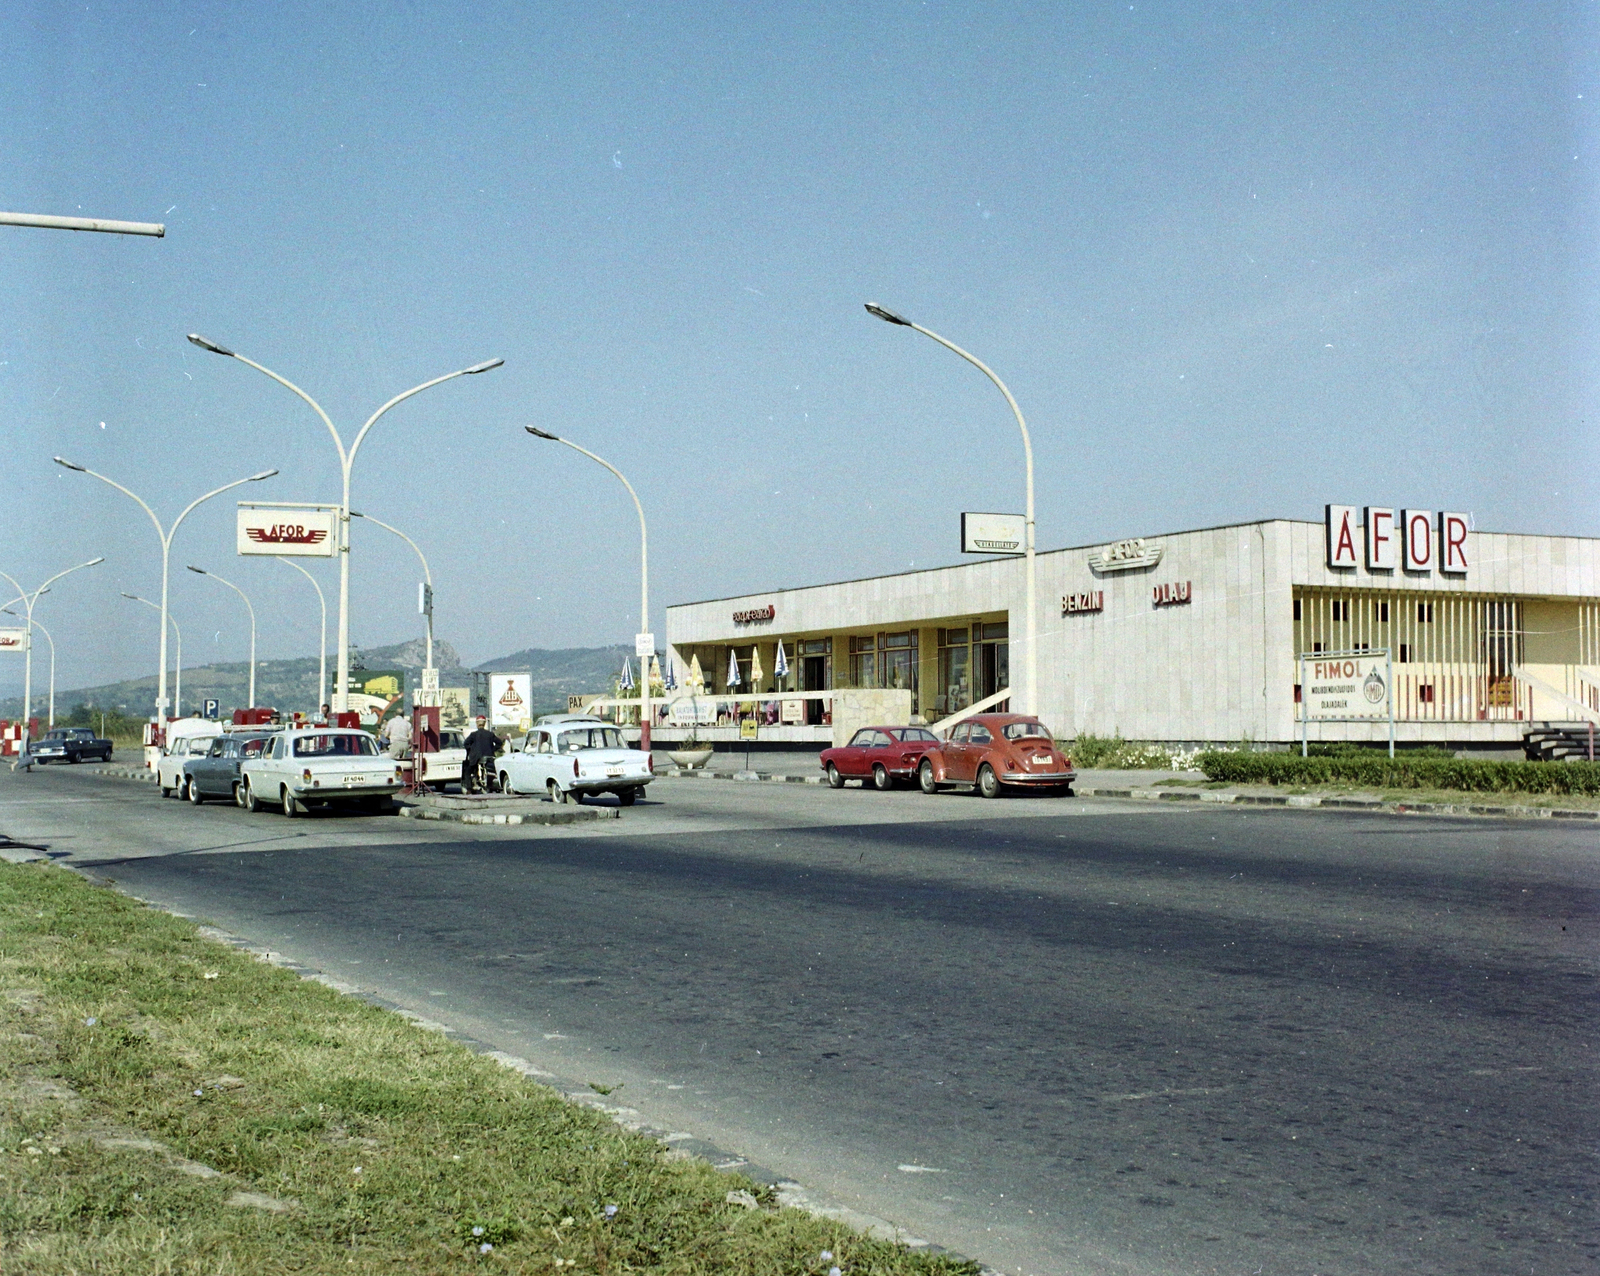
[2,1,1595,699]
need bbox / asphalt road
[2,765,1596,1276]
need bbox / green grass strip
[1196,751,1600,795]
[0,862,977,1274]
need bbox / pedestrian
[381,711,412,759]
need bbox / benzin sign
[1061,590,1104,615]
[237,507,335,557]
[1299,648,1395,756]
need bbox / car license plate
[606,767,624,777]
[344,775,366,786]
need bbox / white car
[239,728,403,816]
[497,715,654,805]
[413,728,466,790]
[158,729,222,798]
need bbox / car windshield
[293,733,379,758]
[1002,720,1052,741]
[557,728,625,752]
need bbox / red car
[820,725,941,790]
[917,713,1075,798]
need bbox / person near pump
[381,711,412,759]
[463,715,499,792]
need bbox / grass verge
[0,861,978,1274]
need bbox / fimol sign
[1301,651,1391,721]
[237,507,336,557]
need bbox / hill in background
[0,638,636,721]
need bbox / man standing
[381,711,412,759]
[463,715,499,793]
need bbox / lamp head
[53,456,86,472]
[248,469,278,482]
[120,593,140,600]
[186,565,207,576]
[86,557,105,567]
[864,302,912,326]
[186,333,235,356]
[465,358,505,374]
[524,426,559,441]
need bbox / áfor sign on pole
[0,628,31,652]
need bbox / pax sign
[1325,505,1467,576]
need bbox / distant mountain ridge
[0,638,635,720]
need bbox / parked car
[180,732,274,805]
[239,728,403,816]
[30,727,113,764]
[498,715,653,805]
[917,714,1075,798]
[820,725,941,790]
[413,728,466,791]
[157,727,221,796]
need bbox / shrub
[1194,751,1600,795]
[1067,734,1207,770]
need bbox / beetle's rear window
[1001,720,1052,741]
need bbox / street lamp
[0,210,164,236]
[2,610,55,727]
[53,459,276,727]
[525,426,654,751]
[349,511,435,697]
[186,333,502,712]
[121,594,183,718]
[187,566,257,709]
[274,558,328,713]
[864,302,1038,716]
[0,558,103,762]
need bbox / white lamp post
[3,610,55,727]
[186,333,501,713]
[0,558,103,761]
[275,557,328,713]
[53,459,276,728]
[0,210,164,236]
[524,427,653,751]
[864,303,1038,716]
[121,594,183,718]
[349,511,435,696]
[187,566,257,709]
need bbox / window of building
[1417,683,1435,704]
[1332,600,1350,622]
[1293,683,1302,703]
[937,629,971,716]
[879,631,919,712]
[849,635,876,688]
[1417,602,1434,622]
[800,639,831,655]
[1375,602,1389,622]
[1312,642,1325,653]
[1398,644,1411,664]
[1293,599,1301,621]
[1353,642,1370,651]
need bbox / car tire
[160,784,172,798]
[919,759,941,794]
[281,788,299,817]
[826,763,845,789]
[548,780,568,804]
[871,764,892,791]
[241,779,261,813]
[618,787,638,807]
[187,778,205,805]
[977,764,1002,799]
[500,772,515,795]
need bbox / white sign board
[668,697,718,727]
[635,632,655,657]
[961,512,1026,555]
[1300,651,1391,721]
[489,673,533,729]
[0,627,30,653]
[237,507,336,557]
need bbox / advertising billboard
[0,628,30,653]
[237,506,336,557]
[960,512,1026,555]
[1300,651,1391,722]
[489,673,533,730]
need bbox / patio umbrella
[649,653,663,689]
[727,647,742,687]
[664,658,678,691]
[750,644,765,688]
[688,653,704,691]
[774,640,790,681]
[619,658,635,691]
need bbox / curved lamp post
[275,558,328,713]
[186,333,501,711]
[53,458,275,726]
[350,511,434,692]
[187,566,257,709]
[525,426,653,751]
[2,610,55,727]
[0,559,103,760]
[864,303,1037,715]
[121,593,184,718]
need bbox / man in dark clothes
[463,715,499,793]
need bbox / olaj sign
[237,507,336,557]
[732,604,776,625]
[1061,590,1104,615]
[1152,581,1192,607]
[1325,505,1468,575]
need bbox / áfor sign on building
[1326,504,1469,576]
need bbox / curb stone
[397,803,618,826]
[1076,785,1598,822]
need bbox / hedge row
[1194,750,1600,795]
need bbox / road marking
[1102,1086,1226,1102]
[897,1164,948,1174]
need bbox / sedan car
[412,728,466,791]
[180,732,274,805]
[820,725,940,790]
[157,731,220,795]
[239,728,403,816]
[917,714,1075,798]
[31,727,114,764]
[498,715,653,805]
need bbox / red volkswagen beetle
[917,714,1075,798]
[820,725,941,790]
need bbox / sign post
[1299,649,1395,758]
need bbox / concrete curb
[397,802,618,827]
[665,767,825,784]
[1075,785,1599,822]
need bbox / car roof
[535,715,607,727]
